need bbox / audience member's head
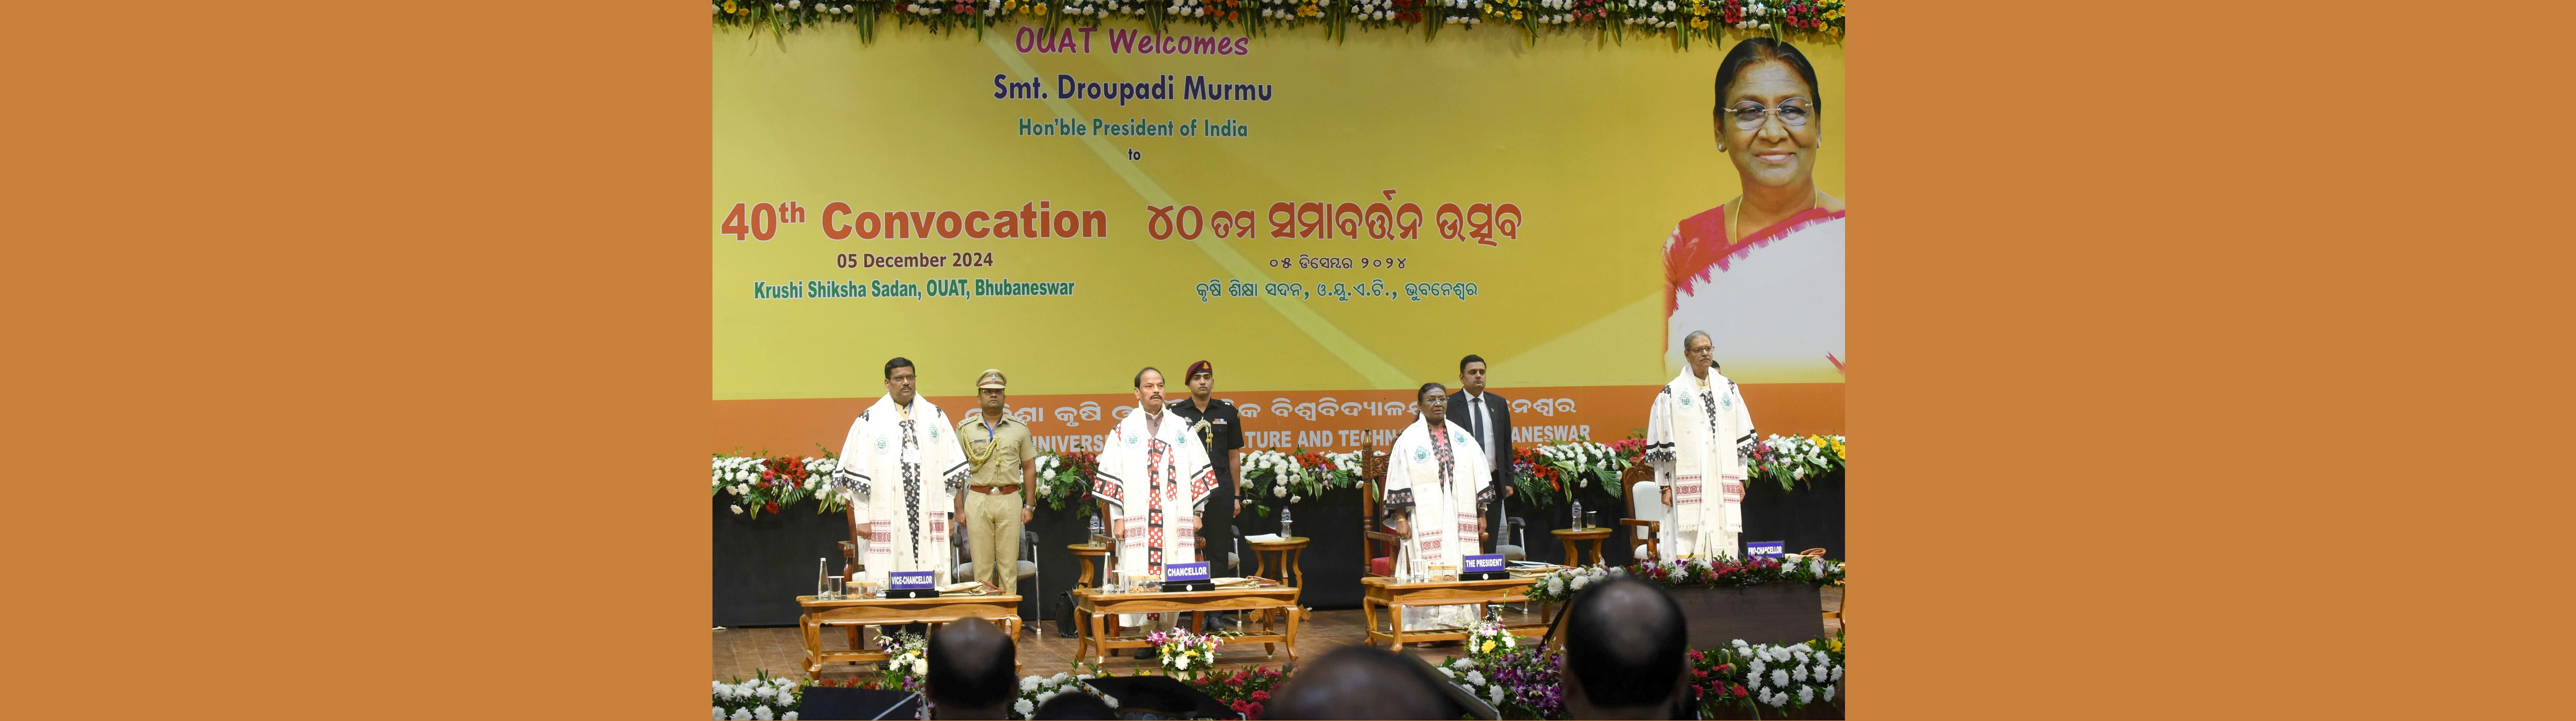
[1266,645,1457,719]
[1561,577,1690,719]
[1031,692,1115,720]
[926,617,1016,719]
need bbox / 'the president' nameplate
[1745,541,1786,559]
[1461,554,1507,580]
[1164,562,1210,582]
[890,571,935,590]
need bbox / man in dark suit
[1447,354,1516,554]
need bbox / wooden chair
[1618,464,1664,561]
[1359,441,1401,577]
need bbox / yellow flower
[1185,649,1199,657]
[1829,639,1843,653]
[1511,9,1522,18]
[721,1,738,12]
[1482,640,1497,653]
[1033,4,1047,13]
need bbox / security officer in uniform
[955,369,1037,594]
[1165,360,1243,589]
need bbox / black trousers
[1199,479,1238,576]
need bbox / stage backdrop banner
[715,25,1846,454]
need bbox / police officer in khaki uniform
[954,369,1037,594]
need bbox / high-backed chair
[1359,442,1399,577]
[1495,516,1527,562]
[949,522,1041,593]
[1617,464,1664,561]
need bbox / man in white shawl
[1646,331,1756,560]
[833,357,970,589]
[1091,367,1217,643]
[1383,382,1493,634]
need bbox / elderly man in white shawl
[833,357,970,588]
[1091,367,1219,650]
[1646,331,1757,560]
[1383,382,1494,636]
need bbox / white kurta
[1385,418,1492,630]
[1091,406,1216,627]
[833,393,969,585]
[1645,369,1755,560]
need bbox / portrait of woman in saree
[1662,37,1846,383]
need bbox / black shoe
[1133,647,1155,660]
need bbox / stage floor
[714,587,1843,681]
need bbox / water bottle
[1088,512,1104,544]
[1280,507,1294,539]
[1571,500,1586,530]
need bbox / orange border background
[17,2,2569,718]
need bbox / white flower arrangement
[1750,434,1846,491]
[711,672,802,721]
[1465,616,1519,657]
[1009,670,1107,720]
[1239,449,1342,517]
[1701,638,1842,714]
[1145,628,1227,680]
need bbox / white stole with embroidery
[833,394,969,584]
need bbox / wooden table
[794,594,1022,679]
[1360,576,1544,648]
[1245,536,1311,589]
[1551,527,1614,566]
[1068,543,1108,589]
[1070,586,1302,665]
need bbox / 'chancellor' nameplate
[1745,541,1786,559]
[1164,562,1210,582]
[890,571,935,590]
[1463,554,1505,572]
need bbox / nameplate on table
[889,571,936,589]
[1745,541,1786,559]
[1164,562,1210,582]
[1460,554,1508,580]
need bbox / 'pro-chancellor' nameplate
[1164,562,1210,582]
[1745,541,1786,559]
[1463,554,1506,573]
[889,571,936,590]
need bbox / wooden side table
[1245,536,1311,589]
[1551,527,1614,566]
[1068,543,1108,589]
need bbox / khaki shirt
[956,413,1036,490]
